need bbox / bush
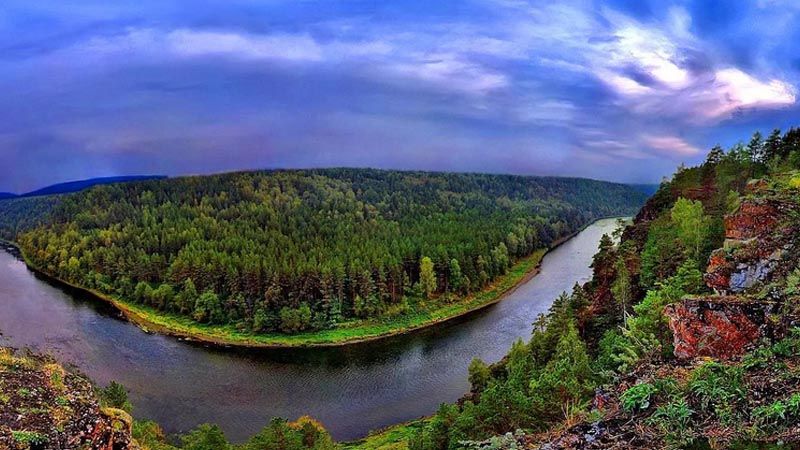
[99,381,133,412]
[689,362,745,421]
[468,358,491,392]
[648,398,694,447]
[279,304,313,333]
[621,382,658,412]
[181,424,229,450]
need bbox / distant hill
[628,183,661,196]
[0,193,17,200]
[20,175,166,197]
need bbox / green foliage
[639,216,682,290]
[786,268,800,296]
[193,291,224,324]
[419,257,437,300]
[0,196,60,241]
[602,260,704,373]
[98,381,132,413]
[647,398,694,447]
[671,197,710,262]
[689,362,745,422]
[242,417,336,450]
[17,169,645,335]
[132,420,178,450]
[620,382,658,412]
[468,358,491,392]
[752,394,800,432]
[530,321,593,420]
[611,256,633,316]
[180,424,230,450]
[11,430,48,446]
[279,304,313,333]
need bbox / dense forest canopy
[14,168,646,335]
[0,196,61,241]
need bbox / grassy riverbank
[12,242,547,348]
[6,217,619,348]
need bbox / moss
[11,430,48,446]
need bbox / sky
[1,0,800,193]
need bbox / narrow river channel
[0,218,619,442]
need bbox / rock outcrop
[705,195,798,296]
[664,297,782,360]
[0,348,138,450]
[724,199,779,241]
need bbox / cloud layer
[0,0,799,192]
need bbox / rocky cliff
[0,348,138,450]
[526,174,800,449]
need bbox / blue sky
[1,0,799,192]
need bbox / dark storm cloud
[0,0,798,192]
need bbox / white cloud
[485,1,796,123]
[166,29,323,61]
[387,54,509,94]
[706,68,796,117]
[643,135,700,157]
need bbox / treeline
[0,196,60,241]
[407,128,793,448]
[16,168,645,335]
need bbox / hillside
[0,196,61,242]
[19,176,166,197]
[14,168,646,346]
[384,129,800,449]
[0,176,165,241]
[0,348,137,449]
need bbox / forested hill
[19,175,166,197]
[17,168,646,337]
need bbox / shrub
[689,362,745,420]
[99,381,133,412]
[648,398,694,447]
[181,424,230,450]
[620,382,658,412]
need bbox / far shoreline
[0,216,622,350]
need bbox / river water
[0,218,618,442]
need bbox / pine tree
[764,128,782,162]
[747,131,764,163]
[705,144,725,166]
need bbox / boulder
[725,200,779,241]
[705,248,733,293]
[664,298,781,360]
[745,178,770,194]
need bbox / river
[0,218,618,442]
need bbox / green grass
[341,420,426,450]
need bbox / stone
[664,298,781,360]
[725,200,779,241]
[705,248,733,293]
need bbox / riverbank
[3,218,616,349]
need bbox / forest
[12,168,645,337]
[0,196,60,242]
